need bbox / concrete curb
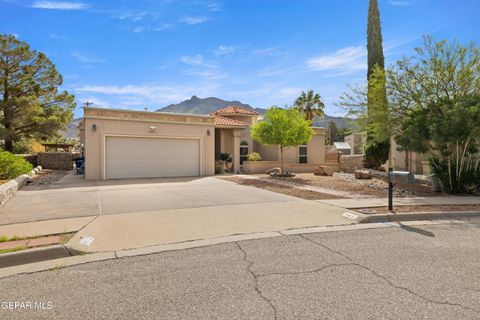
[358,211,480,223]
[0,245,71,269]
[0,219,473,279]
[0,165,42,207]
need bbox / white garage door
[105,136,200,179]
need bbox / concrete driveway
[0,172,304,225]
[0,172,356,252]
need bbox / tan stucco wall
[390,137,425,174]
[252,127,325,164]
[84,108,215,180]
[254,142,280,161]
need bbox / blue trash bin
[74,157,85,174]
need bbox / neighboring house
[81,106,326,180]
[333,142,352,155]
[344,133,365,155]
[341,132,426,174]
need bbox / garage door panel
[106,136,200,179]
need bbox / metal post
[388,168,393,211]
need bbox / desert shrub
[218,153,232,162]
[0,151,33,180]
[247,152,261,161]
[430,155,480,194]
[215,160,226,174]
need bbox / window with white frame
[298,145,308,164]
[240,141,249,164]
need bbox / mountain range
[156,96,352,128]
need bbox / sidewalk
[317,196,480,209]
[0,216,95,238]
[66,200,356,253]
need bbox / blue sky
[1,0,479,118]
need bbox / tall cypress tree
[367,0,384,79]
[365,0,390,169]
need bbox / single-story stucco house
[79,106,327,180]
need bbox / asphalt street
[1,221,479,320]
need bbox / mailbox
[388,171,415,185]
[387,170,414,211]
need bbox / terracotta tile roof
[212,106,260,116]
[214,115,249,127]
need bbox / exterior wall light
[92,124,97,132]
[207,129,211,136]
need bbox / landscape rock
[265,167,282,174]
[314,165,334,176]
[354,169,372,180]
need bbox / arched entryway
[240,141,249,164]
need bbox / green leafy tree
[0,34,75,152]
[391,37,480,193]
[294,90,325,122]
[366,0,390,169]
[251,107,314,173]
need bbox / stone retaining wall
[0,166,41,207]
[37,152,73,170]
[339,155,364,173]
[19,154,38,167]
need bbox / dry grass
[222,176,344,200]
[0,246,27,254]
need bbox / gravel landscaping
[24,170,69,188]
[224,172,445,200]
[332,172,439,197]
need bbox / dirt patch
[222,176,344,200]
[25,170,68,188]
[356,205,480,214]
[263,173,387,198]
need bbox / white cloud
[182,69,227,80]
[253,47,285,57]
[307,46,366,73]
[180,54,218,69]
[207,3,221,12]
[178,16,209,25]
[72,52,105,64]
[74,83,221,107]
[115,11,147,22]
[132,26,145,33]
[388,0,413,6]
[153,24,172,31]
[213,45,235,55]
[31,1,89,10]
[181,55,205,66]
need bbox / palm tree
[294,90,325,122]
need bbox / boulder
[265,167,282,174]
[314,165,334,176]
[354,169,372,180]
